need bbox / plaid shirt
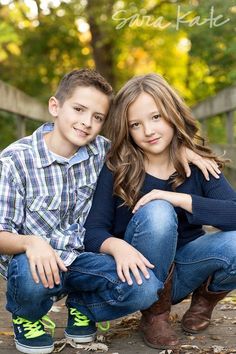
[0,123,110,279]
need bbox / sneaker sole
[15,341,54,354]
[64,331,96,343]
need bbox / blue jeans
[124,200,236,304]
[6,252,162,322]
[6,200,236,322]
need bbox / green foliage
[0,111,42,150]
[0,0,235,148]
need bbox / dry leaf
[0,331,13,336]
[211,345,225,353]
[53,338,108,353]
[181,344,200,350]
[50,305,62,313]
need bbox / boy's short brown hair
[55,68,113,105]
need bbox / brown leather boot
[140,264,179,349]
[181,277,230,333]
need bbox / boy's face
[48,86,110,157]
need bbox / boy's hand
[24,236,67,288]
[101,238,154,285]
[180,147,221,180]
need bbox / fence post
[16,115,26,139]
[226,111,234,145]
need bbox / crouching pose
[0,69,214,354]
[84,73,236,349]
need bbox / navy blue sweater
[84,164,236,252]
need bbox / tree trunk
[86,0,116,87]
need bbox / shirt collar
[32,122,99,168]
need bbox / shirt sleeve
[0,159,25,234]
[84,164,115,253]
[186,171,236,230]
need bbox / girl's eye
[153,114,161,120]
[130,122,140,129]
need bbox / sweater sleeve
[186,171,236,230]
[84,164,115,253]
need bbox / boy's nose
[81,114,92,128]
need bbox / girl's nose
[144,125,155,136]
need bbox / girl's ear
[48,96,60,117]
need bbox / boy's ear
[48,96,60,117]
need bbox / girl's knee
[126,273,163,311]
[133,200,178,244]
[135,200,177,228]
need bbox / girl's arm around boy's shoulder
[187,167,236,230]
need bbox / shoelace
[97,321,110,332]
[70,308,90,327]
[13,315,55,339]
[69,308,110,331]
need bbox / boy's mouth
[73,127,89,137]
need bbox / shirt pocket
[76,184,96,202]
[27,195,61,211]
[26,195,61,234]
[74,185,96,220]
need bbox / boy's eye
[153,114,161,120]
[74,107,83,112]
[94,115,104,123]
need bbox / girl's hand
[133,189,192,213]
[24,235,67,288]
[180,147,221,180]
[100,238,154,285]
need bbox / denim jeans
[6,199,236,322]
[124,200,236,304]
[6,252,162,322]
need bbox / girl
[84,74,236,349]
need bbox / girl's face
[127,92,174,160]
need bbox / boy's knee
[7,253,59,303]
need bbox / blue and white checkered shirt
[0,123,110,279]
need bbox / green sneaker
[12,315,55,354]
[64,307,97,343]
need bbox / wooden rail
[192,86,236,169]
[0,80,235,171]
[0,79,51,138]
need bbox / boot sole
[181,323,207,334]
[142,334,179,349]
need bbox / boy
[0,69,161,354]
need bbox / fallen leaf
[181,344,200,350]
[0,331,13,336]
[50,305,62,313]
[53,338,108,353]
[211,345,225,353]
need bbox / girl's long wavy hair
[103,73,226,208]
